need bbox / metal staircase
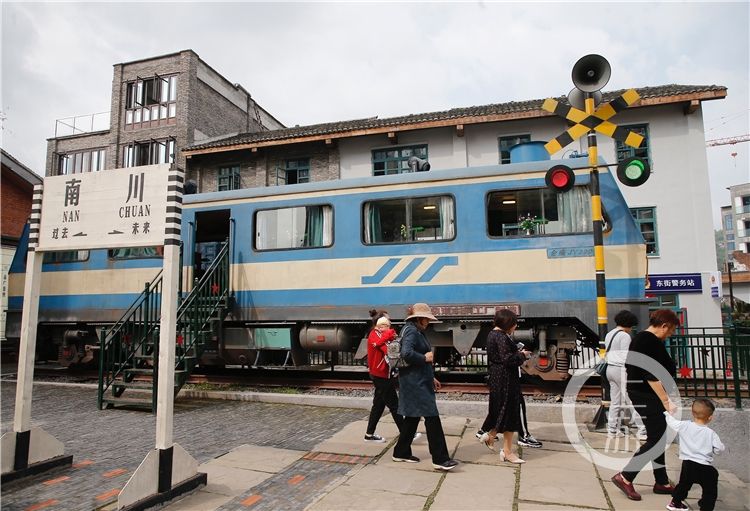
[98,240,231,411]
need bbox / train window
[43,250,89,263]
[255,205,333,250]
[487,186,592,237]
[108,246,164,259]
[363,195,455,244]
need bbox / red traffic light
[545,165,575,193]
[617,157,651,187]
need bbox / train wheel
[58,343,81,367]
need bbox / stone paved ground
[0,382,367,510]
[2,381,748,511]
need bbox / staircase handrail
[97,270,163,408]
[173,239,230,382]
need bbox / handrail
[173,239,230,377]
[97,271,163,408]
[97,239,230,409]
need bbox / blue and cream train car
[6,157,648,381]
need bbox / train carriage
[6,156,649,381]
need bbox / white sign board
[37,164,171,251]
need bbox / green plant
[518,213,538,231]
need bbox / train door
[193,209,231,281]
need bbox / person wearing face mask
[391,303,459,471]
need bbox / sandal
[478,432,496,452]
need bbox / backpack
[385,337,407,373]
[385,323,415,376]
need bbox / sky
[1,1,748,228]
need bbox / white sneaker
[607,431,626,438]
[636,429,648,441]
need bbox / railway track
[12,365,601,398]
[12,365,744,400]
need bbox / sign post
[542,55,648,431]
[0,183,71,483]
[0,164,205,505]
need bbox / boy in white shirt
[664,399,725,511]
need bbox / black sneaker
[392,455,420,463]
[666,499,689,510]
[364,433,386,443]
[432,459,459,471]
[518,435,543,448]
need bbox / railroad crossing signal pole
[543,55,649,430]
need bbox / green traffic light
[624,159,645,180]
[617,156,650,187]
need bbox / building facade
[184,85,726,328]
[1,149,42,344]
[720,183,750,304]
[45,49,284,178]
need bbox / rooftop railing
[54,111,110,138]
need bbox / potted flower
[518,213,538,235]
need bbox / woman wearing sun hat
[391,303,459,471]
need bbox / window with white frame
[363,195,455,244]
[218,165,241,191]
[630,206,659,255]
[57,148,106,175]
[498,134,531,165]
[124,74,178,128]
[487,187,592,237]
[255,205,333,250]
[123,139,175,168]
[372,145,428,176]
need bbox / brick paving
[215,458,358,511]
[0,382,366,510]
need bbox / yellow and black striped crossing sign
[543,89,643,154]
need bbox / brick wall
[187,142,341,192]
[1,169,34,240]
[45,50,261,178]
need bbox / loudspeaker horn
[571,54,611,93]
[568,88,603,110]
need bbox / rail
[168,239,231,392]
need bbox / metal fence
[302,326,749,408]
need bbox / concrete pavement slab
[518,464,609,509]
[312,419,399,456]
[518,503,607,510]
[159,488,232,511]
[307,485,428,511]
[438,414,470,436]
[431,462,516,510]
[520,447,598,473]
[195,463,274,497]
[376,434,461,472]
[344,464,442,496]
[209,444,302,472]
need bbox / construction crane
[706,134,750,146]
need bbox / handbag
[594,332,616,377]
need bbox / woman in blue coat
[392,303,459,471]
